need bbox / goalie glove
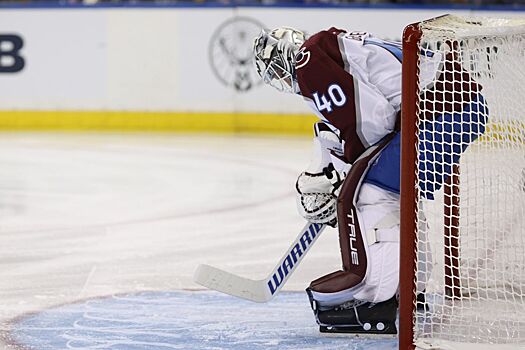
[305,122,344,174]
[296,163,344,227]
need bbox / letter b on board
[0,34,25,73]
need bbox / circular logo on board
[209,17,265,92]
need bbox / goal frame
[399,17,465,349]
[399,20,421,350]
[399,14,525,350]
[399,15,516,349]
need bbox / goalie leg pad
[306,289,398,335]
[308,270,365,307]
[307,136,398,307]
[336,135,396,275]
[305,137,402,333]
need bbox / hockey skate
[306,289,398,335]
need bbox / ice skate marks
[8,291,397,350]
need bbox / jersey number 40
[312,84,347,113]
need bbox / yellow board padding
[0,110,319,135]
[480,120,525,145]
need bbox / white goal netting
[412,15,525,350]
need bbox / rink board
[0,6,522,132]
[0,110,317,135]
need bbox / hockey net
[400,15,525,350]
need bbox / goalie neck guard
[253,27,306,94]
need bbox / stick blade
[193,264,271,303]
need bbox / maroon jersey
[296,28,402,164]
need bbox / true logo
[347,210,359,265]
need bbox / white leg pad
[354,241,400,303]
[309,184,403,307]
[354,183,401,303]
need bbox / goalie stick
[193,222,326,303]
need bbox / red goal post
[399,14,525,350]
[399,18,420,350]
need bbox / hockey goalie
[253,26,488,334]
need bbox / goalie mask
[253,27,306,94]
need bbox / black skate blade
[319,322,397,335]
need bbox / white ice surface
[9,290,398,350]
[0,133,362,349]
